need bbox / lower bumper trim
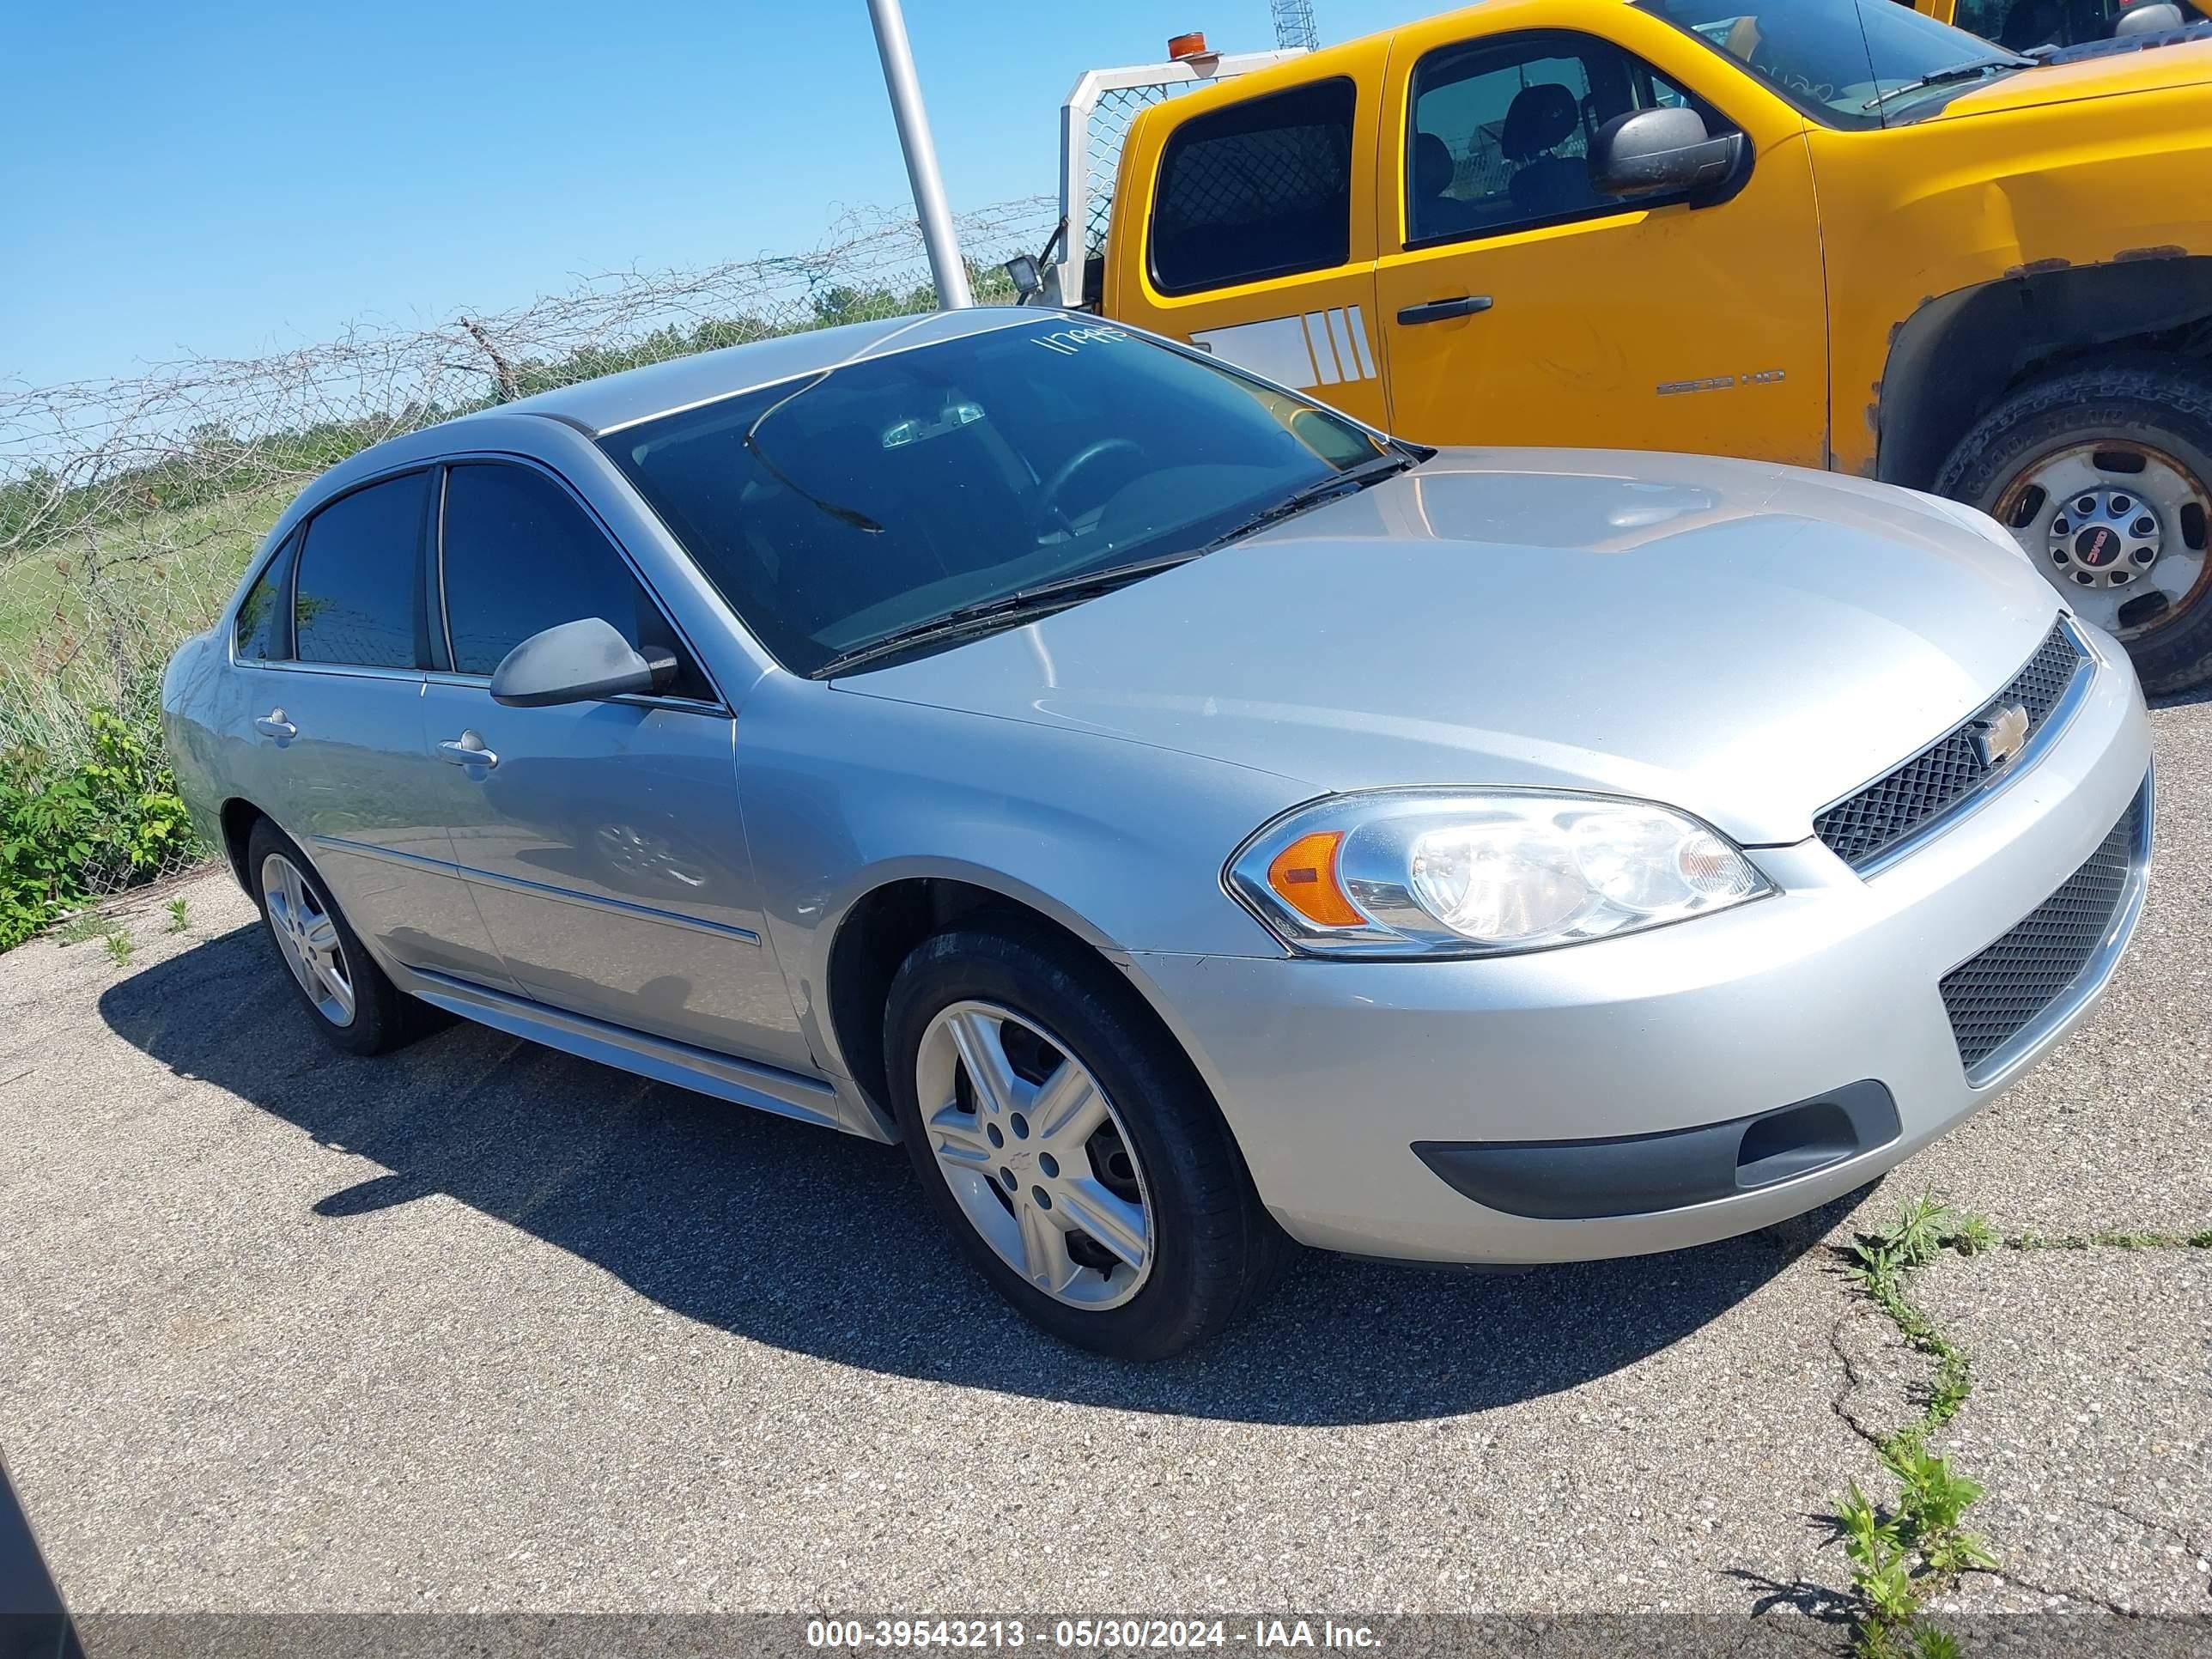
[1412,1079,1901,1222]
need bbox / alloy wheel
[260,852,356,1028]
[914,1000,1154,1310]
[1996,439,2212,641]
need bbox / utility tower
[1270,0,1319,50]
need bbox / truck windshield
[600,319,1388,677]
[1642,0,2033,128]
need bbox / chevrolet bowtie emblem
[1971,702,2031,768]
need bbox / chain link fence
[0,196,1055,917]
[1082,83,1193,257]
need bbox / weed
[102,929,133,967]
[1832,1194,1998,1656]
[52,909,115,945]
[1,692,201,951]
[2007,1229,2212,1252]
[165,896,190,933]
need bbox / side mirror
[1003,253,1044,303]
[2116,1,2185,33]
[489,617,675,708]
[1589,106,1744,198]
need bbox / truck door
[1109,74,1389,428]
[1370,10,1827,466]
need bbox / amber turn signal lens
[1266,830,1364,927]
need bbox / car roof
[477,305,1047,438]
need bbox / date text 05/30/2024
[806,1620,1380,1650]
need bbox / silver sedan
[161,309,2154,1358]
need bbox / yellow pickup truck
[1060,0,2212,690]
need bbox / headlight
[1225,789,1773,958]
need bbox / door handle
[1396,295,1493,325]
[252,710,296,740]
[437,734,499,770]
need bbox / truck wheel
[1936,361,2212,695]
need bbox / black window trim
[428,450,732,717]
[1146,74,1361,299]
[1399,27,1751,256]
[230,523,303,666]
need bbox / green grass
[0,483,283,662]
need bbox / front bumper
[1127,636,2154,1264]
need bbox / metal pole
[865,0,974,309]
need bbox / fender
[1875,255,2212,489]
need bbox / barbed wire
[0,196,1058,900]
[0,195,1055,556]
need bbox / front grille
[1940,790,2145,1076]
[1815,622,2086,868]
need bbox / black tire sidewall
[1935,362,2212,694]
[884,921,1270,1360]
[246,818,410,1056]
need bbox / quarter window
[234,530,299,661]
[1407,33,1697,248]
[1149,77,1357,295]
[294,471,432,669]
[439,462,704,697]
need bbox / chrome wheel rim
[1996,439,2212,641]
[915,1000,1154,1310]
[261,852,356,1028]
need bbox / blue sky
[2,1,1413,388]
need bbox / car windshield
[600,319,1387,677]
[1640,0,2032,128]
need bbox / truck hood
[1932,36,2212,120]
[837,450,2064,846]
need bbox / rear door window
[294,471,432,669]
[1149,77,1357,295]
[234,529,300,661]
[437,461,708,698]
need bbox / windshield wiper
[808,449,1422,678]
[1199,451,1419,553]
[808,554,1202,679]
[1862,55,2033,111]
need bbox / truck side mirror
[1589,106,1744,199]
[2116,1,2185,33]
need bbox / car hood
[837,450,2065,845]
[1931,38,2212,120]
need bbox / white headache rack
[1049,46,1307,308]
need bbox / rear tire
[884,916,1291,1360]
[246,818,425,1057]
[1935,360,2212,695]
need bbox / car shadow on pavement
[100,922,1857,1427]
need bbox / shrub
[0,697,199,951]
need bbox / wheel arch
[217,798,269,892]
[817,866,1177,1127]
[1877,256,2212,490]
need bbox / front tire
[1936,360,2212,694]
[884,918,1289,1360]
[246,818,425,1056]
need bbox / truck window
[1149,77,1357,296]
[1953,0,2126,47]
[1408,32,1695,249]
